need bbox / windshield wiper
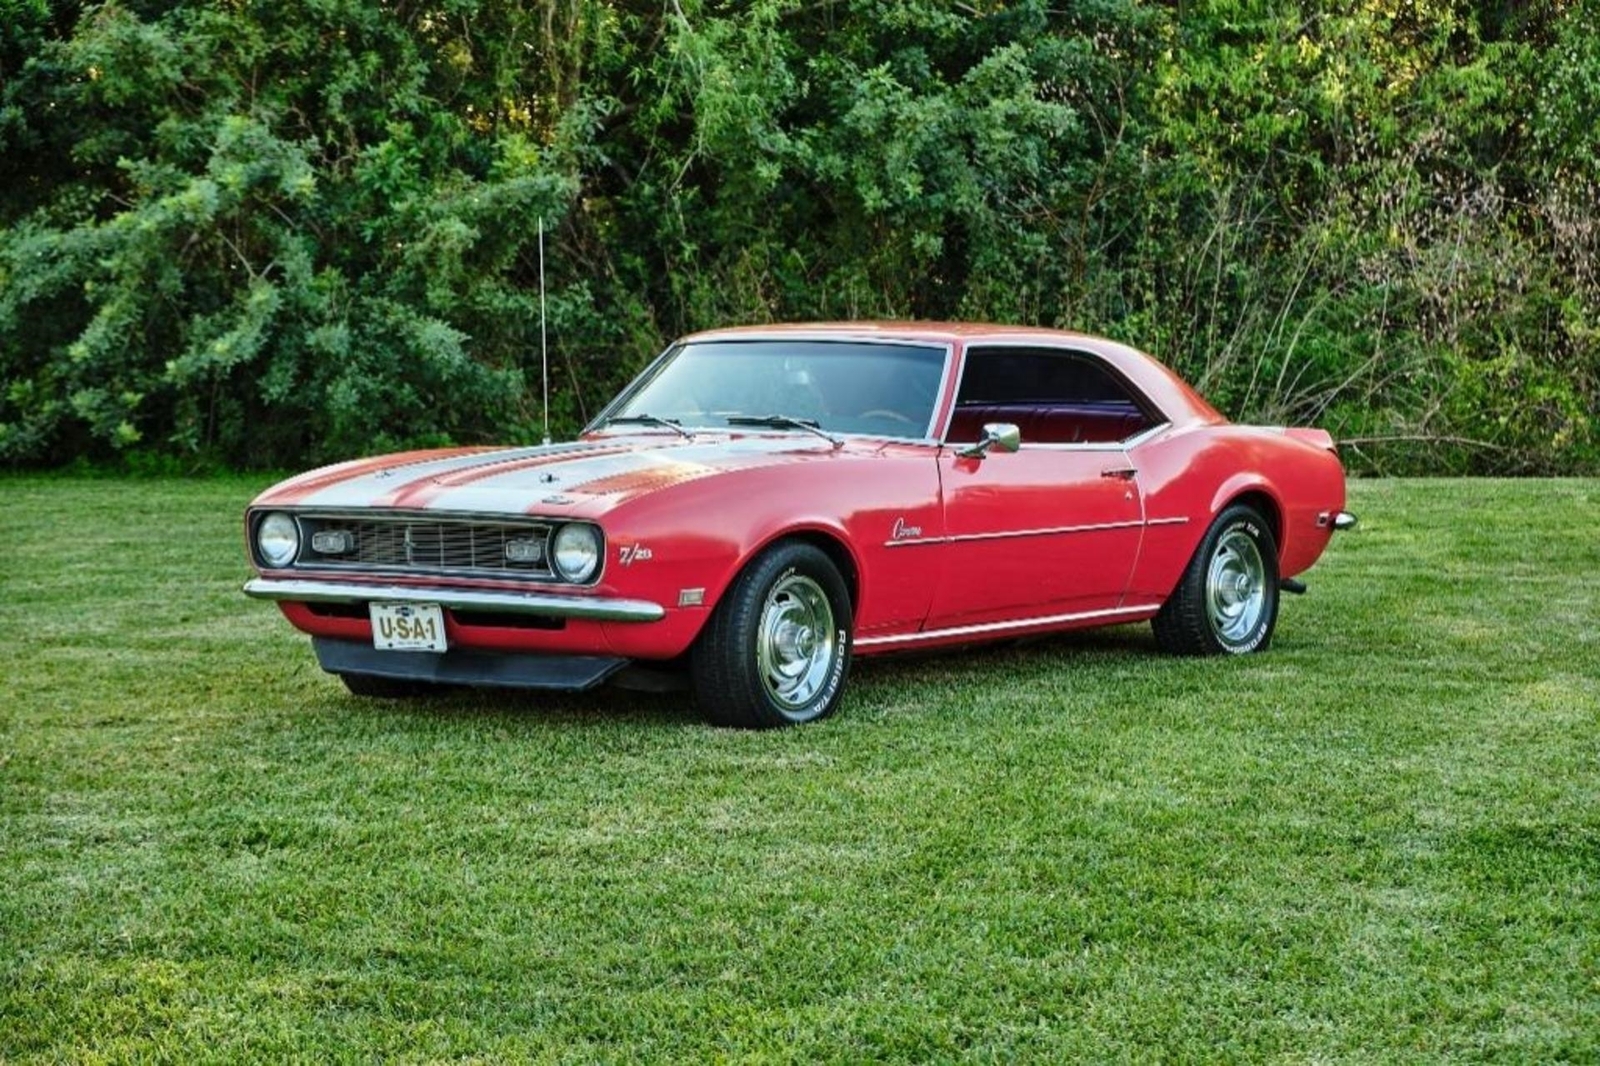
[726,414,843,449]
[604,414,695,441]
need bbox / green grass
[2,477,1596,1062]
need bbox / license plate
[369,602,448,652]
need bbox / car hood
[253,433,872,516]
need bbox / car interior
[945,346,1159,445]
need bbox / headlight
[256,512,299,568]
[551,523,601,583]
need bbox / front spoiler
[244,577,665,623]
[313,637,627,691]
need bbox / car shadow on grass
[320,679,696,733]
[312,623,1162,734]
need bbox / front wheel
[691,542,853,728]
[1152,504,1280,655]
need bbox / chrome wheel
[755,572,838,710]
[693,542,853,728]
[1205,529,1267,646]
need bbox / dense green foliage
[3,476,1598,1057]
[2,1,1596,471]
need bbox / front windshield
[603,339,948,438]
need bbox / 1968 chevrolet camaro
[244,323,1355,728]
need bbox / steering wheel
[857,408,916,426]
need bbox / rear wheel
[1153,504,1280,655]
[692,542,853,728]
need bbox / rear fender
[1208,475,1285,543]
[1284,427,1337,453]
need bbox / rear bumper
[244,577,665,623]
[1317,510,1359,531]
[313,637,627,691]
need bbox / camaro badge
[891,517,923,541]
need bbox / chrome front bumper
[243,577,665,623]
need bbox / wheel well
[776,531,860,615]
[1226,490,1282,549]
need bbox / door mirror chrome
[958,422,1022,459]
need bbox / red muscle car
[244,323,1355,727]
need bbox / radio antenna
[538,216,551,445]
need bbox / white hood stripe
[296,434,824,511]
[298,441,601,509]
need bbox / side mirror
[958,422,1022,459]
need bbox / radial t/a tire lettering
[691,541,853,729]
[1152,503,1280,656]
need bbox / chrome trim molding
[243,578,665,622]
[942,429,1171,453]
[934,435,1152,451]
[853,603,1164,649]
[884,516,1183,549]
[1120,422,1173,449]
[970,521,1143,543]
[923,341,959,442]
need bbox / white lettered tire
[1153,504,1280,655]
[691,541,853,728]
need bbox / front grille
[295,514,556,580]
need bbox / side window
[946,347,1156,445]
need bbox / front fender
[597,450,943,657]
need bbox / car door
[923,344,1155,630]
[926,446,1144,628]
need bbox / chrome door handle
[1100,467,1138,480]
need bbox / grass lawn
[2,476,1596,1061]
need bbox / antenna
[538,217,551,445]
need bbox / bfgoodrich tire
[1152,504,1280,656]
[691,542,853,729]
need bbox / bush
[2,1,1595,472]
